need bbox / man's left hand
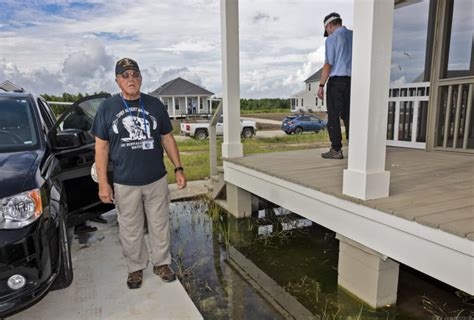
[317,87,324,99]
[176,171,187,189]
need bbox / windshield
[0,96,39,152]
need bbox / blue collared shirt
[325,26,353,77]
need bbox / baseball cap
[115,58,140,75]
[323,12,341,37]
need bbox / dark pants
[327,76,351,151]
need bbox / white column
[185,96,188,115]
[343,0,393,200]
[336,234,399,308]
[198,96,201,114]
[172,96,176,117]
[220,0,243,158]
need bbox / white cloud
[159,40,217,54]
[0,0,354,97]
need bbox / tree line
[240,98,290,110]
[42,93,290,115]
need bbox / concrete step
[205,183,214,191]
[208,173,226,200]
[214,199,229,212]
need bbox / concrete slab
[169,180,208,201]
[9,211,202,320]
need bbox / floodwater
[169,200,473,320]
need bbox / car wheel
[285,131,292,135]
[195,129,208,140]
[294,127,303,134]
[51,214,73,290]
[314,130,320,134]
[242,127,254,138]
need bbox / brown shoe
[321,148,343,159]
[127,270,143,289]
[153,264,176,282]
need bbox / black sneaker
[321,148,343,159]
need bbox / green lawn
[165,132,331,183]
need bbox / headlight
[1,189,42,229]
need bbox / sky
[1,0,467,98]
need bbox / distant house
[0,80,23,92]
[149,77,215,118]
[290,68,326,113]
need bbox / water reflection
[169,200,473,320]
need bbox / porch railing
[209,101,223,176]
[386,82,430,149]
[435,80,473,151]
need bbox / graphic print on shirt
[111,107,158,150]
[121,115,149,141]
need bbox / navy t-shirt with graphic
[91,93,173,186]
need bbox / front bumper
[0,219,55,317]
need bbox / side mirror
[55,129,86,149]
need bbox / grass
[241,108,290,114]
[165,131,331,184]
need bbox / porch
[223,147,474,297]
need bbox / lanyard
[120,94,148,137]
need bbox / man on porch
[317,12,353,159]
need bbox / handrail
[209,101,223,176]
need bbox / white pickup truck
[180,116,257,140]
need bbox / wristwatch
[174,166,184,173]
[319,83,325,87]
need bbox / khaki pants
[114,175,171,273]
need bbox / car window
[0,96,39,152]
[299,116,310,121]
[37,98,56,129]
[55,95,109,144]
[309,116,320,122]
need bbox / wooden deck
[226,147,474,240]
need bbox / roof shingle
[149,77,214,96]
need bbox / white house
[0,80,23,92]
[290,68,327,112]
[149,77,215,118]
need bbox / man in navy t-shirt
[91,58,187,289]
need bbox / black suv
[0,92,112,317]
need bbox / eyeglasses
[119,70,141,79]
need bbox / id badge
[142,139,154,150]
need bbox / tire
[314,130,320,134]
[51,214,73,290]
[242,127,254,139]
[285,131,292,135]
[294,127,303,134]
[195,129,208,140]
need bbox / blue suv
[281,114,327,134]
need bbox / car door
[47,94,111,215]
[299,116,310,131]
[309,116,321,130]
